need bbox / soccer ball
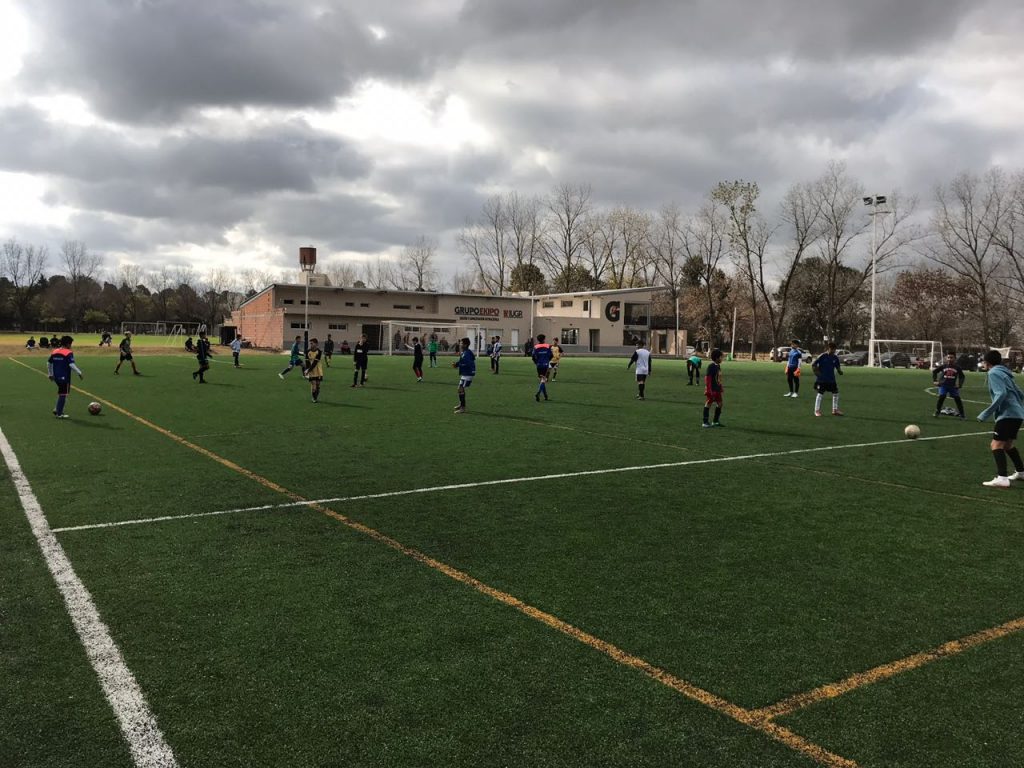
[904,424,920,440]
[88,402,102,415]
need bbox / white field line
[923,386,991,406]
[52,430,991,534]
[0,428,179,768]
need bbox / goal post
[120,321,167,336]
[872,339,943,369]
[379,321,484,356]
[167,322,206,346]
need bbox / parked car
[879,351,911,368]
[841,351,868,366]
[956,353,980,372]
[774,346,813,363]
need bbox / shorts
[120,352,133,361]
[307,376,323,383]
[993,418,1022,442]
[636,374,648,382]
[459,375,474,388]
[290,356,303,366]
[705,391,723,406]
[536,366,549,378]
[814,380,838,394]
[54,378,71,396]
[937,385,960,397]
[551,361,559,369]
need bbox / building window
[623,330,647,346]
[560,328,579,345]
[583,300,590,312]
[624,303,650,326]
[300,300,321,306]
[360,303,370,307]
[345,302,354,307]
[290,322,309,329]
[328,323,347,330]
[542,301,555,308]
[416,305,425,310]
[561,300,573,308]
[283,299,294,305]
[394,304,411,310]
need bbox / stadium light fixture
[863,198,891,367]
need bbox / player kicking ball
[48,335,84,419]
[812,342,843,416]
[977,349,1024,488]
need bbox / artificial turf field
[2,345,1024,768]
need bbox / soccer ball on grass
[904,424,920,440]
[88,402,102,415]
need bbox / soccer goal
[121,321,167,336]
[379,321,484,355]
[168,322,206,347]
[873,339,943,369]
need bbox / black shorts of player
[814,380,838,394]
[536,365,549,377]
[307,376,323,383]
[120,352,133,361]
[636,374,648,382]
[54,378,71,395]
[993,418,1023,442]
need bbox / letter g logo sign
[605,301,621,322]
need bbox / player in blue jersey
[47,335,84,419]
[932,352,966,418]
[452,337,476,414]
[783,340,803,398]
[532,333,553,402]
[977,349,1024,488]
[812,342,844,416]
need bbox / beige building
[230,279,685,356]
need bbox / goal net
[379,321,484,356]
[873,339,942,369]
[121,321,167,336]
[168,322,207,346]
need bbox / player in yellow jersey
[304,337,325,403]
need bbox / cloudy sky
[1,0,1023,284]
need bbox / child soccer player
[549,338,562,380]
[932,352,966,418]
[352,333,369,387]
[452,337,475,413]
[784,340,803,397]
[686,351,702,385]
[304,337,325,403]
[977,349,1024,488]
[230,334,242,367]
[428,336,438,368]
[627,339,652,400]
[279,336,303,378]
[114,331,141,375]
[324,334,335,367]
[702,348,724,427]
[532,333,553,401]
[491,335,502,375]
[47,335,84,419]
[812,342,844,416]
[193,331,212,383]
[412,336,424,381]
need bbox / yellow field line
[754,615,1024,721]
[6,356,859,767]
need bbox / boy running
[452,337,475,414]
[324,334,335,367]
[702,348,724,428]
[932,352,966,418]
[686,352,702,385]
[412,336,424,381]
[279,336,303,378]
[627,339,652,400]
[532,333,553,402]
[491,335,502,375]
[784,340,803,397]
[114,331,141,375]
[812,342,844,416]
[977,349,1024,488]
[230,334,242,367]
[352,334,369,387]
[549,338,562,380]
[193,331,212,383]
[47,335,84,419]
[304,337,325,403]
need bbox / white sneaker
[982,476,1011,489]
[791,393,798,398]
[783,392,792,397]
[1009,471,1024,481]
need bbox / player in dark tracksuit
[193,332,212,383]
[114,332,140,375]
[412,337,424,381]
[324,334,335,367]
[933,353,966,418]
[352,334,369,387]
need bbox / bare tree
[649,203,689,351]
[322,260,358,289]
[362,255,395,290]
[451,269,483,294]
[926,168,1006,345]
[1,238,48,329]
[541,183,592,292]
[459,195,511,295]
[117,263,146,322]
[682,200,730,346]
[239,267,280,296]
[60,240,102,330]
[394,236,438,291]
[148,267,175,321]
[991,169,1024,315]
[585,207,653,288]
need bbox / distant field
[2,351,1022,768]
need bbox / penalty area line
[0,427,180,768]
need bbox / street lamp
[863,196,890,367]
[299,246,317,354]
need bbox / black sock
[459,393,466,407]
[713,406,721,423]
[1007,447,1024,473]
[702,407,709,424]
[954,397,965,417]
[353,371,358,385]
[639,383,645,397]
[935,394,946,413]
[993,449,1009,476]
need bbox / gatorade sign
[604,301,621,322]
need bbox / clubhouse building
[231,279,684,356]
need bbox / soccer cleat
[1009,471,1024,481]
[712,421,723,427]
[453,406,466,414]
[814,410,822,417]
[791,393,798,398]
[983,476,1011,489]
[351,383,357,388]
[279,373,285,380]
[701,422,713,428]
[832,410,844,416]
[114,369,119,375]
[636,395,645,400]
[56,414,69,419]
[783,392,791,397]
[192,372,198,380]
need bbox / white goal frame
[120,321,167,336]
[380,321,484,355]
[168,322,207,346]
[872,339,943,368]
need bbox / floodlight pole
[299,246,317,354]
[864,197,889,368]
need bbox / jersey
[305,348,324,379]
[491,341,502,359]
[196,337,211,362]
[353,341,369,366]
[705,362,722,393]
[324,338,335,354]
[289,341,302,364]
[456,348,476,377]
[629,348,652,375]
[786,348,803,369]
[532,343,553,369]
[412,342,423,363]
[119,337,132,355]
[230,338,242,354]
[813,353,841,383]
[47,348,76,380]
[933,363,965,390]
[688,355,702,368]
[551,344,561,363]
[428,341,438,354]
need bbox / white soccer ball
[904,424,921,440]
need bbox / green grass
[2,350,1021,767]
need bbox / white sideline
[51,430,991,534]
[0,428,179,768]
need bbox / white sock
[815,394,823,411]
[832,395,839,411]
